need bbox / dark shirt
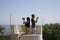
[31,18,35,28]
[25,22,30,28]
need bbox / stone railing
[20,25,41,34]
[10,25,42,40]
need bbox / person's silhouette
[31,14,39,34]
[22,17,30,33]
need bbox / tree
[0,25,10,40]
[43,23,60,40]
[0,26,4,35]
[0,25,6,40]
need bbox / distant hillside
[0,25,10,36]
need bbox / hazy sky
[0,0,60,25]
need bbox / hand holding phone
[36,17,39,20]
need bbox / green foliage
[43,23,60,40]
[0,26,5,35]
[0,26,10,40]
[0,35,10,40]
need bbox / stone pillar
[10,25,20,40]
[10,25,19,34]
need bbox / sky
[0,0,60,25]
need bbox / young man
[31,14,39,34]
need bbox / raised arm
[35,17,39,23]
[22,18,26,24]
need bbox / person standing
[31,14,39,34]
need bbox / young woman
[22,17,30,33]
